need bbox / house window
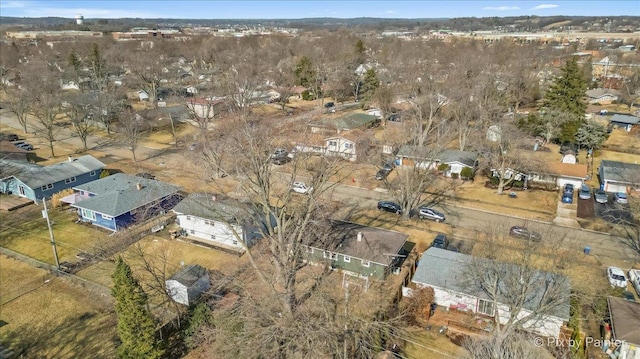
[232,240,238,246]
[331,253,338,261]
[205,219,214,226]
[186,216,191,221]
[41,184,53,191]
[65,177,76,184]
[211,235,216,240]
[312,146,322,151]
[362,260,371,267]
[344,143,353,150]
[328,141,337,147]
[343,256,351,263]
[190,229,195,235]
[102,214,113,220]
[81,208,96,221]
[478,299,495,317]
[90,171,96,176]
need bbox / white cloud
[483,6,520,11]
[532,4,559,9]
[0,1,30,9]
[385,10,397,14]
[20,7,164,18]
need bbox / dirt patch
[577,198,595,218]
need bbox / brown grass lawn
[0,255,117,358]
[0,205,106,265]
[403,328,467,359]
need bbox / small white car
[629,269,640,297]
[607,266,628,288]
[292,181,313,194]
[614,192,628,204]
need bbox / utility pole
[343,280,349,359]
[42,199,60,270]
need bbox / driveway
[594,195,634,225]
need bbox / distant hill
[1,15,639,33]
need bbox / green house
[302,221,409,280]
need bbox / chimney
[68,156,73,162]
[136,183,143,190]
[211,194,217,201]
[357,232,363,242]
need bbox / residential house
[172,193,274,252]
[185,97,225,120]
[396,145,478,177]
[493,163,587,189]
[165,264,210,306]
[302,221,409,280]
[411,247,570,339]
[585,88,621,105]
[0,141,31,162]
[309,113,380,135]
[606,297,640,359]
[324,130,369,162]
[609,114,640,132]
[70,173,181,232]
[137,90,150,102]
[0,155,105,201]
[599,160,640,193]
[592,56,617,78]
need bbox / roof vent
[211,194,217,201]
[136,183,143,190]
[68,156,73,162]
[357,232,363,242]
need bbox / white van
[629,269,640,296]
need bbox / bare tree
[118,112,143,162]
[64,94,93,150]
[536,109,574,145]
[4,88,31,134]
[373,85,395,127]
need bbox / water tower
[75,14,84,25]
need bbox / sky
[0,0,638,19]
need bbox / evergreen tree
[294,56,315,88]
[543,57,587,142]
[112,257,164,359]
[361,68,379,103]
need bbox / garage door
[604,182,628,194]
[557,178,582,189]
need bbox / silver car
[614,192,628,204]
[578,185,591,200]
[594,189,608,204]
[417,207,446,222]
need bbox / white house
[165,264,210,306]
[493,163,587,190]
[185,97,225,120]
[585,88,621,105]
[396,145,478,178]
[172,193,271,252]
[137,90,149,101]
[607,297,640,359]
[410,248,570,339]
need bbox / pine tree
[361,68,379,103]
[543,57,587,142]
[112,257,164,359]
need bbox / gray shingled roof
[412,248,570,320]
[608,296,640,345]
[310,113,379,131]
[0,155,105,188]
[325,221,408,266]
[169,264,209,287]
[72,173,181,216]
[172,193,250,223]
[585,88,621,99]
[600,160,640,184]
[610,114,640,125]
[397,145,477,167]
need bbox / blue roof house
[71,173,182,232]
[0,155,106,201]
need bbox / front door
[18,185,25,197]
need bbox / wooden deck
[0,195,34,211]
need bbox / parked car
[273,156,291,165]
[629,269,640,297]
[324,102,335,108]
[509,226,542,241]
[564,184,574,194]
[430,233,449,249]
[594,189,608,204]
[272,147,288,158]
[377,201,402,214]
[14,142,33,151]
[561,191,573,204]
[417,206,446,222]
[607,266,628,288]
[387,113,400,122]
[375,168,391,180]
[1,133,19,141]
[292,181,313,194]
[614,192,628,205]
[578,185,591,200]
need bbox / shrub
[301,90,315,101]
[460,167,474,180]
[51,188,74,208]
[99,169,110,178]
[437,163,450,173]
[451,173,459,179]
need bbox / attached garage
[599,160,640,194]
[545,163,588,190]
[603,182,629,194]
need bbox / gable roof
[608,296,640,345]
[397,145,477,167]
[72,173,181,216]
[610,114,640,125]
[172,193,250,223]
[314,221,408,266]
[168,264,209,287]
[439,149,478,167]
[600,160,640,184]
[545,162,588,179]
[585,88,621,99]
[412,247,570,320]
[1,155,105,189]
[0,141,29,155]
[310,113,379,131]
